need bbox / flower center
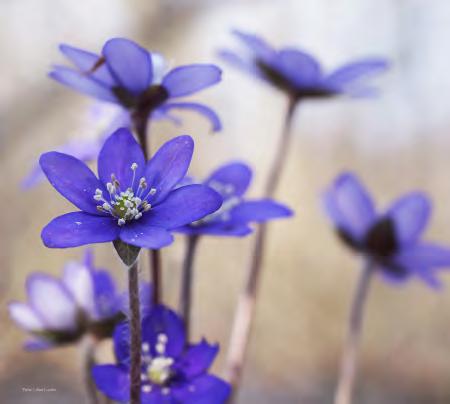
[93,163,156,226]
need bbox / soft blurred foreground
[2,1,450,403]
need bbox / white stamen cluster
[93,163,157,226]
[141,334,174,394]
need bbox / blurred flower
[50,38,222,131]
[220,30,389,99]
[92,305,230,403]
[40,128,222,249]
[323,173,450,288]
[8,250,122,350]
[176,162,293,237]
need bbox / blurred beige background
[2,0,450,403]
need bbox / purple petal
[24,339,54,351]
[62,261,96,317]
[26,274,77,330]
[113,321,131,364]
[142,185,222,229]
[232,30,274,61]
[178,339,219,378]
[42,212,119,248]
[59,44,116,86]
[162,64,221,98]
[230,199,293,223]
[158,102,222,132]
[176,221,253,237]
[98,128,145,191]
[8,302,45,332]
[218,49,262,78]
[142,305,186,358]
[322,173,376,242]
[275,48,321,87]
[326,59,389,89]
[92,364,130,402]
[120,223,174,249]
[144,135,194,204]
[40,151,105,215]
[102,38,152,94]
[49,66,117,103]
[173,374,231,404]
[205,162,252,197]
[387,193,431,246]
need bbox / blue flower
[220,30,388,99]
[176,162,293,237]
[323,173,450,288]
[50,38,222,131]
[40,128,222,249]
[8,250,122,350]
[92,305,231,403]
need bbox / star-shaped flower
[8,250,122,350]
[40,128,222,249]
[220,30,388,100]
[93,305,230,403]
[50,37,222,131]
[176,162,293,237]
[323,173,450,287]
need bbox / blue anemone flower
[323,173,450,288]
[220,30,389,99]
[176,162,293,237]
[50,37,222,131]
[40,128,222,249]
[8,249,122,350]
[92,305,231,403]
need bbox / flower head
[8,250,122,350]
[220,30,388,100]
[176,162,293,237]
[92,305,231,403]
[50,38,222,131]
[323,173,450,288]
[40,128,222,249]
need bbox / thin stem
[128,260,142,404]
[179,235,200,339]
[334,260,374,404]
[80,335,99,404]
[151,249,162,305]
[224,97,298,399]
[132,110,150,159]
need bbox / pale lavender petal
[8,302,45,332]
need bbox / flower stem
[128,260,142,404]
[80,335,99,404]
[179,235,200,339]
[151,249,162,305]
[224,97,298,398]
[334,260,374,404]
[131,110,163,306]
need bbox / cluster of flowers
[10,30,450,404]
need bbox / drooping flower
[92,305,230,403]
[323,172,450,287]
[40,128,222,249]
[176,162,293,237]
[50,38,222,131]
[220,30,389,100]
[8,250,123,350]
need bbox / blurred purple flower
[323,173,450,288]
[92,305,230,403]
[176,162,293,237]
[50,38,222,131]
[8,250,122,350]
[40,128,222,249]
[220,30,389,99]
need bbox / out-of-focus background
[2,0,450,403]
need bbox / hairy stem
[128,261,142,404]
[80,335,99,404]
[179,235,200,339]
[334,260,374,404]
[224,97,298,400]
[151,249,162,305]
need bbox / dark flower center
[112,84,169,111]
[363,218,398,258]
